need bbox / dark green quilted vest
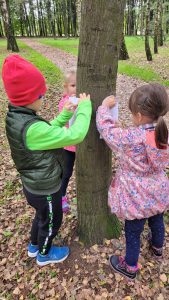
[6,104,63,195]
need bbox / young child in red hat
[2,54,92,266]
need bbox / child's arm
[58,96,65,113]
[51,108,74,127]
[53,96,78,128]
[26,97,92,151]
[96,105,144,151]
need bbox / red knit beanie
[2,54,47,106]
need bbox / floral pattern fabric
[96,106,169,220]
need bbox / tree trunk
[76,0,82,36]
[23,3,32,37]
[145,0,152,61]
[19,4,25,36]
[140,0,145,36]
[158,1,163,46]
[76,0,125,246]
[71,0,77,36]
[0,12,5,36]
[0,0,19,52]
[127,0,135,35]
[67,0,71,36]
[154,0,160,54]
[28,0,38,36]
[119,33,129,60]
[46,0,56,37]
[62,0,68,37]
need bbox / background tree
[76,0,126,245]
[145,0,152,61]
[0,0,19,52]
[119,32,129,60]
[154,0,160,54]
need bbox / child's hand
[64,100,77,112]
[78,93,90,103]
[102,95,116,108]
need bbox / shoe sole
[28,250,39,258]
[109,257,136,280]
[36,253,69,266]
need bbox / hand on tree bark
[78,93,90,103]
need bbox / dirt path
[22,38,145,126]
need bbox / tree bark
[127,0,135,35]
[0,0,19,52]
[145,0,152,61]
[28,0,38,36]
[119,32,129,60]
[76,0,82,36]
[46,0,56,37]
[76,0,126,246]
[0,11,5,36]
[140,0,145,36]
[154,0,160,54]
[158,1,163,46]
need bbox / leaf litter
[0,41,169,300]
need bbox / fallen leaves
[1,48,169,300]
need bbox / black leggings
[23,187,63,255]
[61,150,76,197]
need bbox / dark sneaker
[36,245,70,266]
[109,255,138,280]
[28,243,39,258]
[148,232,163,258]
[149,242,163,258]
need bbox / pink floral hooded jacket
[96,106,169,220]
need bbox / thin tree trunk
[71,0,77,36]
[37,0,42,36]
[127,0,135,35]
[145,0,152,61]
[0,0,19,52]
[23,3,32,37]
[154,0,160,54]
[19,4,25,36]
[158,1,163,46]
[140,0,144,36]
[0,12,5,36]
[119,33,129,60]
[67,0,71,36]
[76,0,126,246]
[76,0,82,36]
[28,0,38,36]
[46,0,56,38]
[62,0,68,37]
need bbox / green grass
[1,37,169,86]
[0,39,63,86]
[118,61,161,82]
[38,37,79,55]
[38,36,169,86]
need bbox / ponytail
[155,116,168,149]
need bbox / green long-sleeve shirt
[26,99,92,150]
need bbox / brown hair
[128,83,169,149]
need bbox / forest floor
[0,38,169,300]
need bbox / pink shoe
[62,196,70,213]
